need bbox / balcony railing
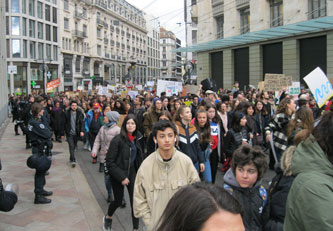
[240,24,249,34]
[111,40,115,46]
[72,30,87,38]
[104,38,109,44]
[270,15,283,27]
[74,11,86,19]
[105,53,110,58]
[96,0,107,9]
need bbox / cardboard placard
[264,73,284,92]
[120,91,128,99]
[258,81,265,92]
[185,85,199,95]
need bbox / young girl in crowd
[194,109,213,183]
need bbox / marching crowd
[7,81,333,231]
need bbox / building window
[97,45,101,56]
[30,41,35,59]
[53,27,57,42]
[216,16,224,39]
[29,0,35,16]
[22,18,27,36]
[309,0,326,19]
[6,0,9,12]
[37,22,43,39]
[46,44,51,60]
[82,8,87,18]
[75,56,80,72]
[12,39,21,58]
[83,25,87,36]
[29,20,35,37]
[11,0,20,13]
[45,4,50,21]
[45,24,51,41]
[23,40,27,58]
[240,8,250,34]
[6,17,9,35]
[97,28,101,38]
[270,0,283,27]
[37,1,43,19]
[11,17,20,35]
[53,46,58,61]
[64,18,69,30]
[6,40,10,58]
[38,42,43,59]
[64,0,68,10]
[52,7,57,23]
[22,0,26,13]
[163,61,166,67]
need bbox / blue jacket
[85,110,104,132]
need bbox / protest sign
[157,80,183,97]
[185,85,199,95]
[102,87,108,95]
[97,86,103,95]
[258,81,265,92]
[264,73,284,92]
[303,67,333,108]
[121,91,128,99]
[136,84,143,90]
[46,78,61,92]
[289,82,300,96]
[147,81,154,87]
[128,91,138,99]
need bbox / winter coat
[175,121,204,164]
[264,146,295,231]
[91,123,121,163]
[284,135,333,231]
[223,128,249,158]
[64,108,85,137]
[105,133,144,184]
[133,148,200,231]
[224,168,268,231]
[85,110,104,133]
[50,108,65,135]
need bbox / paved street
[0,119,275,231]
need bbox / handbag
[255,134,264,145]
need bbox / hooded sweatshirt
[284,135,333,231]
[224,169,267,231]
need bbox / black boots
[41,190,53,196]
[34,194,51,204]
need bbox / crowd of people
[7,81,333,231]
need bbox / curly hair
[276,97,293,115]
[231,145,268,180]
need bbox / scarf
[104,121,116,128]
[128,133,136,142]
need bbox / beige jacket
[91,124,120,163]
[133,148,200,230]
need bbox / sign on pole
[8,65,17,74]
[288,82,301,96]
[303,67,333,108]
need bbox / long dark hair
[231,111,246,132]
[194,109,211,144]
[205,103,221,124]
[120,114,138,142]
[255,100,268,116]
[155,182,243,231]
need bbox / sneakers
[71,161,76,168]
[103,216,112,231]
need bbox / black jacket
[224,169,268,231]
[105,133,144,184]
[264,172,295,231]
[64,108,85,137]
[27,117,52,154]
[223,128,249,158]
[51,108,65,135]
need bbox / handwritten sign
[46,78,61,92]
[303,67,333,107]
[264,74,284,92]
[289,82,300,96]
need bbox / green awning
[174,16,333,53]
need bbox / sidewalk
[0,120,104,231]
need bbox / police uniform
[27,117,53,204]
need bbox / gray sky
[126,0,186,44]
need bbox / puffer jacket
[284,135,333,231]
[133,149,200,231]
[91,123,121,163]
[105,132,144,183]
[224,168,268,231]
[223,128,249,158]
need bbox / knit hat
[93,103,100,109]
[106,111,120,122]
[153,98,161,105]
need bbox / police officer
[12,97,26,136]
[23,96,35,149]
[27,103,53,204]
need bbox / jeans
[201,159,212,183]
[104,173,113,200]
[107,165,139,229]
[67,134,78,162]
